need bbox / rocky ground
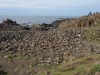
[0,29,87,64]
[0,12,100,75]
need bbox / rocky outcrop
[30,12,100,31]
[52,12,100,29]
[0,18,19,28]
[0,18,23,31]
[0,19,32,31]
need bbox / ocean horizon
[0,15,75,25]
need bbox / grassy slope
[50,54,100,75]
[0,52,100,75]
[84,24,100,44]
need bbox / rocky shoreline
[0,12,100,75]
[0,13,100,64]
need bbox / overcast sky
[0,0,100,16]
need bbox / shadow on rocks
[0,70,8,75]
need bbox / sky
[0,0,100,16]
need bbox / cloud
[0,0,99,8]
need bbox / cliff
[53,12,100,29]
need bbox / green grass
[90,64,100,75]
[84,24,100,43]
[46,54,100,75]
[4,53,17,62]
[0,52,100,75]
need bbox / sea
[0,16,69,25]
